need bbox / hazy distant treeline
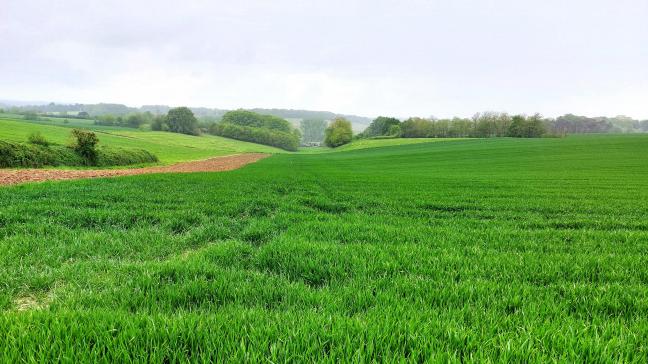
[2,102,372,128]
[357,113,648,140]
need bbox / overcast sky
[1,0,647,119]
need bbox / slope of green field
[299,137,466,153]
[1,135,648,361]
[0,117,285,164]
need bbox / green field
[299,137,465,153]
[1,134,647,361]
[1,116,467,164]
[0,117,284,164]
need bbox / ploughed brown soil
[0,153,270,186]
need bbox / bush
[70,129,99,164]
[325,118,353,148]
[96,147,158,166]
[211,123,300,151]
[22,112,40,121]
[28,132,50,146]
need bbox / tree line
[210,110,302,151]
[354,112,648,140]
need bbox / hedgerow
[0,141,157,168]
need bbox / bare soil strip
[0,153,270,186]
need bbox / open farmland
[1,135,648,361]
[0,117,284,164]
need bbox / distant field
[1,134,647,361]
[300,137,466,153]
[1,115,468,163]
[0,117,285,164]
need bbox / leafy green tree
[388,124,402,137]
[71,129,99,164]
[325,118,353,147]
[363,116,401,137]
[211,123,299,151]
[525,114,546,137]
[508,115,526,137]
[151,115,168,131]
[507,114,545,138]
[221,110,292,133]
[401,117,433,137]
[166,107,200,135]
[213,110,300,150]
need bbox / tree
[362,116,401,137]
[508,115,526,137]
[300,119,327,144]
[325,117,353,147]
[525,113,546,138]
[401,117,433,138]
[640,120,648,132]
[78,111,90,118]
[388,124,402,137]
[508,114,546,138]
[151,115,168,131]
[221,110,292,133]
[213,110,300,150]
[166,107,200,135]
[71,129,99,164]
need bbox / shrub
[70,129,99,164]
[96,147,158,166]
[22,112,40,121]
[28,132,50,146]
[325,118,353,147]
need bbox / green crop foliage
[1,134,648,361]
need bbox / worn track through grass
[0,153,270,186]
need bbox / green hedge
[95,147,158,167]
[0,141,158,168]
[211,123,299,151]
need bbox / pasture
[1,134,647,361]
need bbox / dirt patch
[14,295,50,311]
[0,153,270,186]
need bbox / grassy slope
[0,117,285,164]
[299,137,465,153]
[1,135,648,361]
